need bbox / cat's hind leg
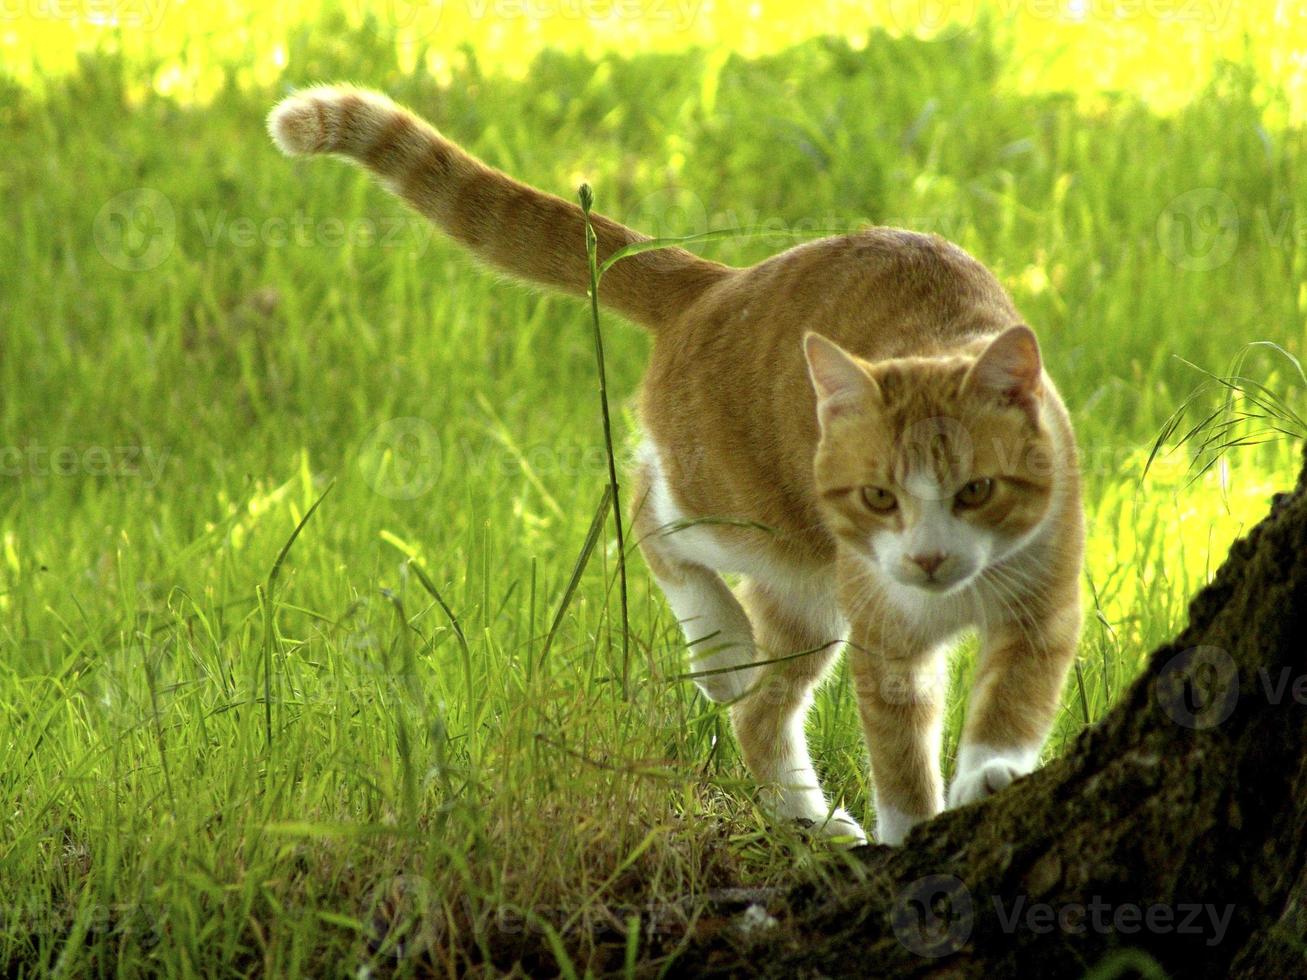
[632,462,760,704]
[655,561,760,703]
[631,455,861,842]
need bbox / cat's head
[805,326,1057,595]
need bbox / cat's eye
[861,486,898,513]
[955,478,995,508]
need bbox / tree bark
[669,448,1307,978]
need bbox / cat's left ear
[966,325,1043,409]
[804,332,878,429]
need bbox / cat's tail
[267,85,731,330]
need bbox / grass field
[2,1,1305,975]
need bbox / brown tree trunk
[670,449,1307,978]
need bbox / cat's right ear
[804,333,877,429]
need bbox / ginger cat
[268,86,1084,846]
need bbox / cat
[268,85,1085,846]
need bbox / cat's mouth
[905,575,972,595]
[887,565,977,595]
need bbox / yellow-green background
[1,0,1302,974]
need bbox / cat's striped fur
[269,86,1085,846]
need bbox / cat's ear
[966,325,1043,407]
[804,332,877,427]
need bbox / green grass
[2,8,1304,976]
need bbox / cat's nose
[909,552,947,577]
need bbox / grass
[2,4,1304,975]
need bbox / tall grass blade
[260,480,334,747]
[541,485,612,667]
[579,184,632,697]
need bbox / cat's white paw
[818,807,869,846]
[875,802,929,847]
[796,807,868,847]
[771,791,868,846]
[947,758,1022,807]
[947,743,1041,809]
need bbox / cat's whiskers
[978,564,1043,653]
[270,83,1086,845]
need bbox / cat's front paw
[776,790,868,846]
[796,807,868,847]
[874,802,932,847]
[947,759,1022,807]
[821,807,869,846]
